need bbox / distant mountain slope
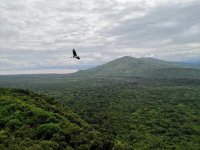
[0,88,113,150]
[75,56,200,78]
[148,68,200,79]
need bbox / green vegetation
[0,88,113,150]
[0,76,199,149]
[0,56,200,149]
[64,81,200,149]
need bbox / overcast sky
[0,0,200,74]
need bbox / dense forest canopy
[0,88,114,150]
[0,75,200,149]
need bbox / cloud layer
[0,0,200,73]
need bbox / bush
[40,140,59,150]
[112,141,130,150]
[37,123,60,140]
[0,130,8,143]
[6,119,22,130]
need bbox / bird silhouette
[72,49,80,60]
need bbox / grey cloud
[0,0,199,73]
[109,2,200,46]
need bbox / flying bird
[72,49,80,60]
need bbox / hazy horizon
[1,56,200,75]
[0,69,78,75]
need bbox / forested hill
[75,56,200,78]
[0,88,114,150]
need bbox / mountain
[75,56,200,78]
[0,88,113,150]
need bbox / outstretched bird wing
[73,49,77,56]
